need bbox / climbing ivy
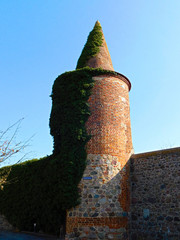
[76,21,103,69]
[0,156,66,234]
[50,67,117,156]
[49,67,117,211]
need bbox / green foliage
[50,67,117,155]
[0,67,117,235]
[0,156,66,234]
[50,68,93,155]
[76,21,103,69]
[49,67,117,209]
[49,67,117,212]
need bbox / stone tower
[66,21,133,240]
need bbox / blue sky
[1,0,180,165]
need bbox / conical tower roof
[76,21,114,71]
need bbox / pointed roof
[76,21,114,71]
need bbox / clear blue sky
[1,0,180,165]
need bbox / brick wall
[130,147,180,240]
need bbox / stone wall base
[65,226,128,240]
[0,214,14,231]
[130,231,180,240]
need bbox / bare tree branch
[0,118,33,165]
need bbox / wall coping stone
[131,146,180,159]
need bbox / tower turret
[76,21,114,71]
[66,21,133,240]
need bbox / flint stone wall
[66,154,130,240]
[130,147,180,240]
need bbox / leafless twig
[0,118,33,165]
